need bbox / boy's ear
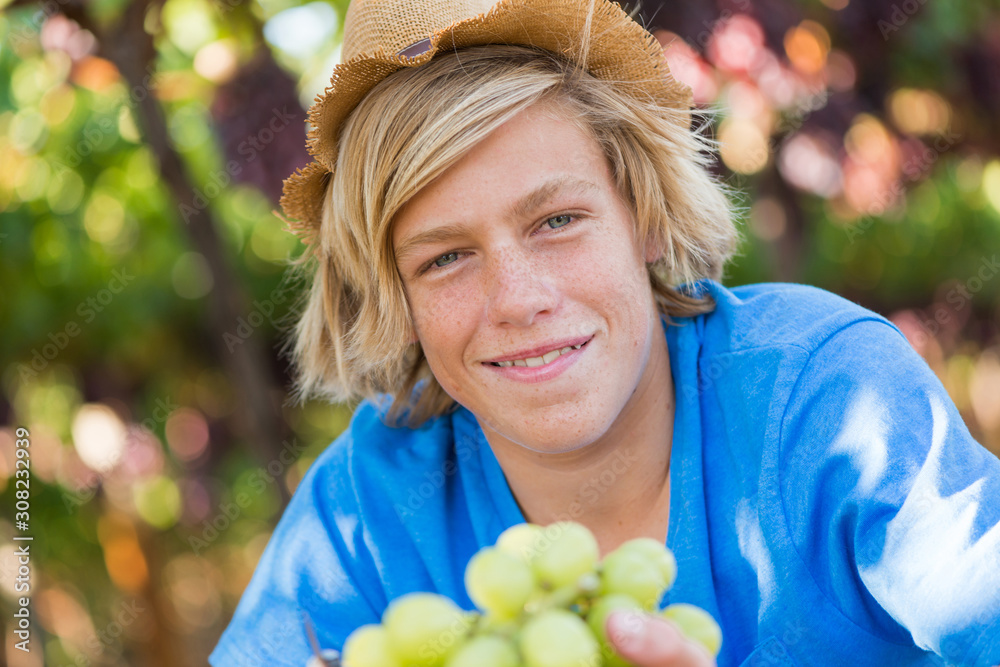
[405,323,420,346]
[643,235,663,264]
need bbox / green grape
[599,643,636,667]
[444,635,519,667]
[519,609,601,667]
[585,594,642,667]
[661,603,723,658]
[585,593,642,643]
[465,547,536,619]
[342,624,401,667]
[531,522,599,589]
[495,523,545,565]
[348,523,720,667]
[382,592,469,666]
[616,538,677,589]
[600,548,668,610]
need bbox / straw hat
[279,0,694,240]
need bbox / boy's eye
[420,216,574,274]
[545,215,572,229]
[433,252,459,268]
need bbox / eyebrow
[393,176,600,265]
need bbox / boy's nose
[484,248,560,328]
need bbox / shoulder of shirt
[686,279,903,357]
[302,399,456,499]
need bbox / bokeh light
[35,587,96,650]
[658,32,719,104]
[70,56,120,91]
[263,2,339,60]
[889,88,952,136]
[779,133,842,197]
[982,159,1000,214]
[165,407,211,463]
[719,117,769,174]
[971,351,1000,433]
[83,190,126,245]
[784,21,830,76]
[172,251,215,299]
[98,513,150,594]
[163,554,223,632]
[71,404,128,474]
[707,14,765,74]
[120,426,167,479]
[825,49,856,92]
[134,475,183,529]
[749,197,787,241]
[194,40,239,84]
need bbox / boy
[211,1,1000,665]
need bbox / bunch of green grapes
[339,522,721,667]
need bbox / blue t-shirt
[210,281,1000,667]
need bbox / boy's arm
[209,440,382,666]
[778,319,1000,666]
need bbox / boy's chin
[491,417,612,456]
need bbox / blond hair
[290,44,740,426]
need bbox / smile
[490,342,586,368]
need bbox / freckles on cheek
[411,285,476,353]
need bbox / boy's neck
[480,330,675,557]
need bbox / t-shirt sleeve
[778,318,1000,666]
[209,438,382,667]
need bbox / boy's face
[392,102,664,453]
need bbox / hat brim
[281,0,693,239]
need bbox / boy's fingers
[606,610,715,667]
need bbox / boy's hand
[606,610,717,667]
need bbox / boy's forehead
[394,104,609,211]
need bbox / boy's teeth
[494,341,586,368]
